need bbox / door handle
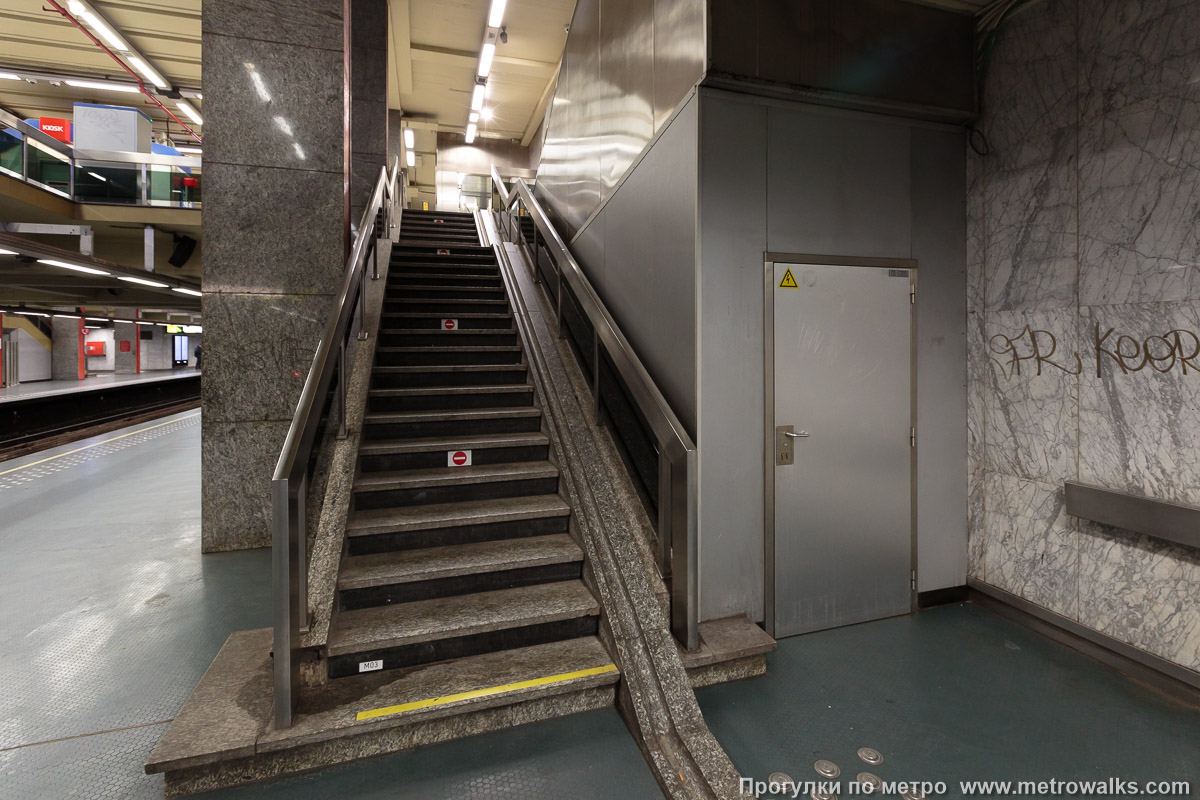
[785,431,810,438]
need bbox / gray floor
[0,411,660,800]
[699,604,1200,797]
[0,368,199,404]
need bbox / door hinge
[910,286,916,304]
[911,570,917,591]
[910,427,916,447]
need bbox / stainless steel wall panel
[765,106,911,259]
[654,0,707,131]
[535,0,704,239]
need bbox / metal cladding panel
[536,0,704,240]
[708,0,975,118]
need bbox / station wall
[967,0,1200,672]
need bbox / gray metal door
[768,260,914,637]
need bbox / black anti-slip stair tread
[354,461,559,493]
[376,345,522,354]
[364,407,540,423]
[327,581,599,656]
[358,431,547,455]
[346,495,570,537]
[382,312,512,320]
[390,272,501,281]
[384,298,509,306]
[369,384,533,397]
[372,364,526,373]
[338,534,583,590]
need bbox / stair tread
[372,364,526,373]
[354,461,558,492]
[364,407,540,423]
[385,285,502,292]
[369,384,533,396]
[382,312,512,319]
[385,298,508,304]
[359,431,547,455]
[376,345,522,352]
[339,534,583,590]
[327,581,599,656]
[346,494,570,536]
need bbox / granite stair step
[361,406,542,438]
[357,430,548,470]
[345,494,571,554]
[144,631,618,791]
[353,461,559,509]
[325,580,601,677]
[337,534,584,609]
[376,329,518,348]
[385,262,499,275]
[385,285,506,300]
[366,383,533,412]
[370,364,528,388]
[380,311,512,330]
[389,272,502,285]
[374,345,523,366]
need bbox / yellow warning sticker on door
[778,268,799,289]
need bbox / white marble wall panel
[1079,301,1200,505]
[1079,85,1200,306]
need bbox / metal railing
[490,165,699,651]
[271,159,402,728]
[1,108,202,208]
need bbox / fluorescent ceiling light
[175,100,203,125]
[54,314,81,319]
[66,78,139,94]
[67,0,86,13]
[470,83,485,112]
[38,259,109,276]
[0,248,18,256]
[175,146,202,154]
[465,123,478,144]
[405,150,415,168]
[87,171,107,182]
[85,317,109,322]
[136,321,153,325]
[127,55,169,90]
[480,107,494,121]
[403,128,414,149]
[118,276,169,288]
[14,311,49,317]
[0,72,20,81]
[172,287,202,296]
[478,43,496,78]
[487,0,507,28]
[469,111,479,123]
[78,9,128,51]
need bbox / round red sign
[451,451,468,466]
[443,319,457,331]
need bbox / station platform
[0,369,201,459]
[0,368,199,404]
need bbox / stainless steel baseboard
[967,578,1200,706]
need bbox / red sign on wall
[119,340,132,353]
[85,340,105,356]
[39,117,71,143]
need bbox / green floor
[698,604,1200,797]
[2,412,1197,799]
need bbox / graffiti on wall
[989,324,1200,377]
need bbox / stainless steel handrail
[490,165,699,651]
[271,157,402,729]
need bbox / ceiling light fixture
[118,276,170,288]
[38,259,110,276]
[85,317,110,322]
[0,72,21,81]
[406,150,415,168]
[175,146,202,154]
[403,128,414,149]
[465,123,478,144]
[487,0,507,28]
[470,83,485,112]
[87,171,108,182]
[175,100,203,125]
[477,42,496,78]
[54,314,82,319]
[469,111,479,123]
[14,311,49,317]
[480,107,494,121]
[0,248,18,256]
[65,78,140,93]
[79,11,128,51]
[127,55,169,90]
[171,287,202,296]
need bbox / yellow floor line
[356,663,618,722]
[0,413,200,477]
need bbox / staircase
[324,207,616,698]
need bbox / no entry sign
[437,249,450,255]
[442,318,458,331]
[447,450,472,467]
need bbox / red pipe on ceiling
[42,0,202,143]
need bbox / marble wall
[350,0,388,228]
[201,0,350,552]
[968,0,1200,672]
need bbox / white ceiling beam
[389,0,414,98]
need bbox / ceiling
[0,0,201,140]
[390,0,573,146]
